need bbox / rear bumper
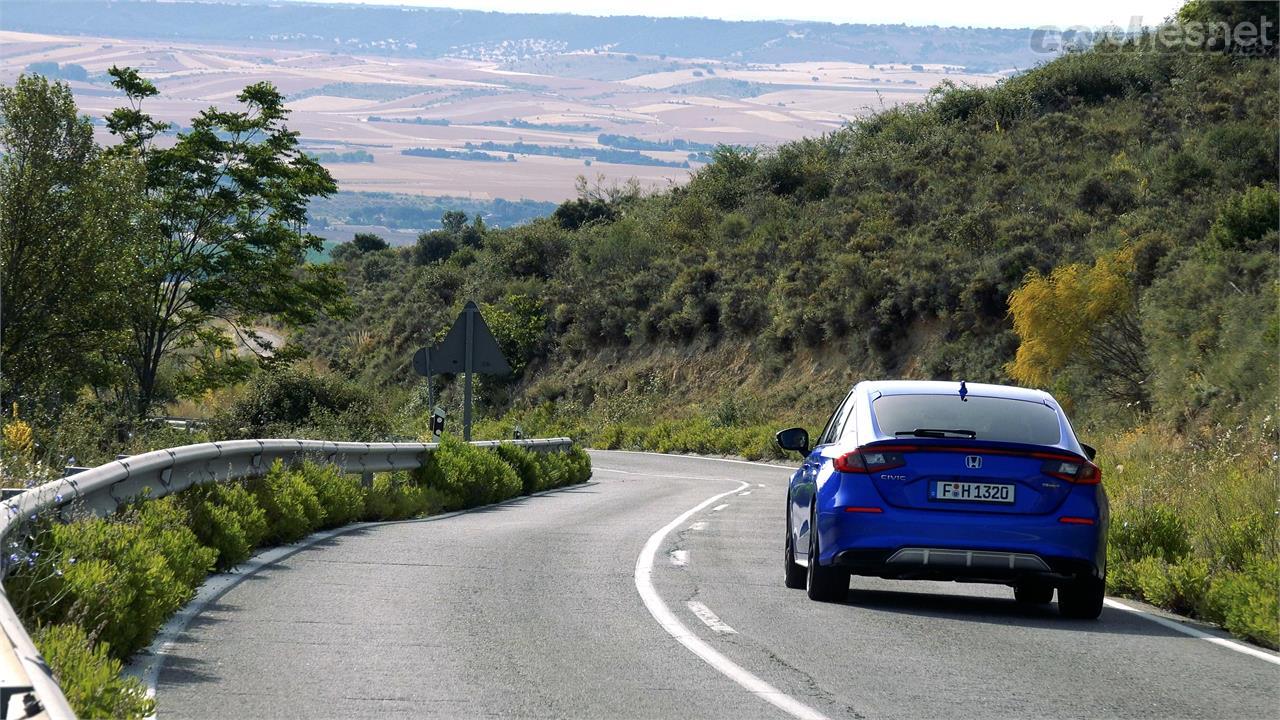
[818,507,1107,582]
[831,546,1099,584]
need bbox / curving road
[151,451,1279,719]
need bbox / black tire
[784,505,806,589]
[1014,582,1054,605]
[1058,576,1105,619]
[805,505,848,602]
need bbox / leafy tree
[440,209,468,234]
[1006,247,1151,408]
[0,75,142,408]
[414,230,457,265]
[104,66,346,416]
[352,232,389,253]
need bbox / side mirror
[775,427,810,455]
[1080,442,1097,461]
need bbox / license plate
[935,481,1015,503]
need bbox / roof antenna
[959,379,968,402]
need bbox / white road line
[738,491,752,496]
[634,480,830,720]
[687,601,738,635]
[1103,598,1280,666]
[712,503,729,512]
[669,550,689,567]
[757,483,767,488]
[689,521,708,531]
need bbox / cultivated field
[0,30,1005,202]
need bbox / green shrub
[1129,556,1210,616]
[134,498,217,591]
[298,461,365,528]
[496,444,540,495]
[33,623,154,719]
[184,481,269,571]
[9,518,189,660]
[1109,505,1192,564]
[208,364,391,441]
[249,460,325,544]
[421,437,520,509]
[362,473,430,521]
[1204,556,1279,649]
[1211,514,1276,572]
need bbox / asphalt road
[153,451,1280,719]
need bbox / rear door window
[871,394,1062,445]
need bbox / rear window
[870,394,1062,445]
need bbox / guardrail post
[360,472,373,488]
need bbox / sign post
[411,301,511,441]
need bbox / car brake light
[1040,459,1102,485]
[834,450,906,473]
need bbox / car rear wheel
[806,505,848,602]
[784,505,806,589]
[1058,576,1105,619]
[1014,582,1054,605]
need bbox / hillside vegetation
[299,11,1279,644]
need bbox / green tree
[440,210,468,234]
[105,67,346,416]
[0,74,142,408]
[351,232,388,253]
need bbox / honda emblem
[965,455,983,469]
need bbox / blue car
[777,380,1108,618]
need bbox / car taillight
[1040,458,1102,485]
[834,450,906,474]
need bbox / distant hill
[0,0,1051,72]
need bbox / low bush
[184,481,269,571]
[249,460,325,544]
[33,624,154,719]
[9,516,193,660]
[496,444,540,495]
[133,498,218,591]
[1109,505,1192,564]
[1203,556,1279,648]
[362,473,430,521]
[422,436,521,509]
[299,462,365,528]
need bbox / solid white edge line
[128,481,600,717]
[1103,598,1280,666]
[634,479,830,720]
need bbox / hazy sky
[284,0,1186,28]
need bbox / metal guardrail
[0,436,573,720]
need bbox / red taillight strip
[865,442,1083,463]
[843,506,884,513]
[1059,516,1096,525]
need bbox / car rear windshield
[871,394,1062,445]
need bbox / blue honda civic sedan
[776,380,1108,618]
